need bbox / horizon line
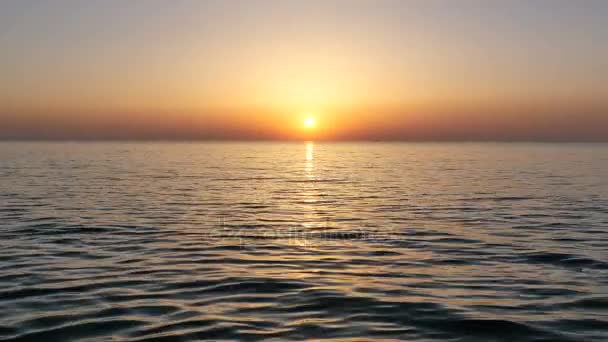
[1,138,607,143]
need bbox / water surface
[1,142,607,341]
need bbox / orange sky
[1,0,606,141]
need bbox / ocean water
[1,142,607,341]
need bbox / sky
[1,0,606,141]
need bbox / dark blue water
[1,142,607,341]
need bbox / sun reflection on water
[305,141,314,167]
[300,141,320,237]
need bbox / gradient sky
[1,0,606,140]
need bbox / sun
[303,117,316,129]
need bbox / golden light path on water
[299,141,317,245]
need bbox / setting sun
[303,117,316,129]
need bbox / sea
[0,142,607,341]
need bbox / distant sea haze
[1,109,607,142]
[1,142,607,341]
